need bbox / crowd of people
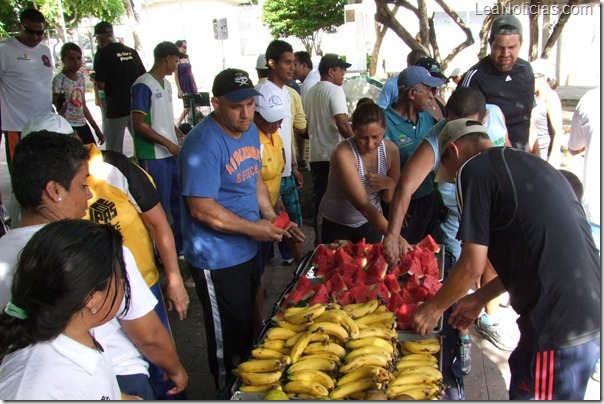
[0,8,599,401]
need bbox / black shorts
[72,124,97,145]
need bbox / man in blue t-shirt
[179,68,303,398]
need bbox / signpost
[213,18,228,70]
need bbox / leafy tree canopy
[261,0,346,54]
[0,0,125,38]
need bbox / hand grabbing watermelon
[272,211,291,231]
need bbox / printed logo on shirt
[505,75,512,82]
[41,54,51,67]
[397,133,414,148]
[225,146,261,183]
[89,198,122,231]
[116,51,134,62]
[17,53,30,60]
[155,92,163,99]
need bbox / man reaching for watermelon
[411,118,600,400]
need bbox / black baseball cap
[489,14,523,41]
[212,68,262,103]
[319,53,352,71]
[153,41,185,59]
[94,21,113,36]
[415,57,448,82]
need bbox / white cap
[255,88,291,123]
[530,58,555,81]
[22,112,73,138]
[256,54,268,70]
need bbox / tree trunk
[417,0,430,47]
[369,4,399,77]
[432,0,475,70]
[123,0,143,51]
[374,0,429,55]
[528,0,540,61]
[541,0,578,58]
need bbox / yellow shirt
[85,144,160,287]
[259,128,285,206]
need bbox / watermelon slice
[417,234,441,253]
[404,272,421,294]
[414,286,429,303]
[349,285,371,303]
[353,265,367,285]
[335,248,354,266]
[273,211,291,230]
[309,284,330,305]
[421,274,442,299]
[330,274,348,295]
[396,302,417,324]
[384,273,401,294]
[338,290,354,306]
[351,238,366,258]
[400,288,415,303]
[388,290,404,313]
[366,256,388,281]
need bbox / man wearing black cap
[93,21,145,154]
[460,14,535,152]
[179,68,304,398]
[131,41,185,264]
[303,53,354,243]
[384,65,444,244]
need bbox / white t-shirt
[0,334,121,399]
[0,37,53,131]
[256,80,294,177]
[300,69,320,102]
[568,88,600,226]
[303,81,349,163]
[0,224,157,376]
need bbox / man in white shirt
[303,53,354,244]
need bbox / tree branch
[432,0,475,70]
[541,0,578,58]
[374,0,429,55]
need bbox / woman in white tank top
[319,102,401,244]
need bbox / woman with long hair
[0,220,130,399]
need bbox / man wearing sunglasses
[0,8,53,172]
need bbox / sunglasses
[22,25,45,36]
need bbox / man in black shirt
[93,21,146,154]
[460,14,534,151]
[413,118,600,400]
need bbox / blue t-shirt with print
[384,106,436,199]
[179,113,261,270]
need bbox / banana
[345,345,394,362]
[239,383,280,393]
[314,310,344,324]
[289,330,319,363]
[287,358,337,374]
[336,366,393,386]
[288,370,335,389]
[266,327,298,341]
[374,304,388,313]
[237,358,285,373]
[354,312,397,328]
[262,339,291,355]
[263,385,290,400]
[386,383,440,400]
[335,310,360,339]
[276,319,311,332]
[392,366,443,384]
[390,371,442,387]
[298,352,342,363]
[357,326,398,340]
[285,303,326,324]
[238,370,283,386]
[285,330,329,348]
[303,341,347,359]
[401,339,441,354]
[399,353,438,363]
[343,299,379,319]
[329,377,376,400]
[346,336,395,353]
[308,322,349,343]
[283,380,329,397]
[252,347,287,359]
[339,354,391,373]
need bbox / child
[53,42,105,145]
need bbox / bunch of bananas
[386,338,444,399]
[236,300,445,400]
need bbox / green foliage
[0,0,125,39]
[261,0,346,48]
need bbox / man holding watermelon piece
[412,118,600,400]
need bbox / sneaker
[592,358,600,382]
[459,338,472,375]
[474,316,516,351]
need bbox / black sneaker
[459,338,472,375]
[474,316,516,351]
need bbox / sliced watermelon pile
[279,235,443,331]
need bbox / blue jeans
[139,157,183,253]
